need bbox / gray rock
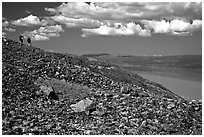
[167,103,176,109]
[84,130,92,135]
[40,85,53,95]
[194,107,200,111]
[70,98,93,113]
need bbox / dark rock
[167,103,176,109]
[48,91,59,100]
[131,92,139,97]
[139,92,150,97]
[32,130,40,135]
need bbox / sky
[2,1,202,56]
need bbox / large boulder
[70,98,93,113]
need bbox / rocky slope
[2,37,202,135]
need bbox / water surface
[140,73,202,100]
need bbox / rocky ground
[2,37,202,135]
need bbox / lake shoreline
[129,70,201,82]
[135,72,202,100]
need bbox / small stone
[194,107,200,111]
[55,71,60,75]
[105,93,114,98]
[122,93,131,97]
[148,125,158,130]
[154,119,159,123]
[127,129,137,134]
[167,103,176,109]
[61,79,66,82]
[84,130,92,134]
[121,111,128,115]
[132,92,139,97]
[22,120,29,125]
[139,92,149,97]
[113,94,119,98]
[121,86,130,94]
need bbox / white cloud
[186,19,202,31]
[142,20,170,33]
[11,14,48,27]
[45,2,143,21]
[23,25,64,41]
[2,32,6,37]
[46,2,202,22]
[51,15,103,28]
[2,18,9,27]
[141,19,202,35]
[4,27,16,32]
[82,19,201,37]
[44,2,201,37]
[170,19,191,32]
[170,31,191,36]
[2,21,9,27]
[45,7,56,13]
[37,25,64,34]
[25,10,31,14]
[82,22,151,37]
[126,22,151,37]
[32,34,50,41]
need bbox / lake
[139,73,202,100]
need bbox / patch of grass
[35,77,92,103]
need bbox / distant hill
[2,37,202,135]
[83,54,202,81]
[83,53,110,57]
[83,54,201,70]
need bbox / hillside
[2,37,202,135]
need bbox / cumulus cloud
[25,10,31,14]
[141,19,202,36]
[31,34,50,41]
[171,19,202,32]
[170,31,191,36]
[2,18,9,27]
[82,22,151,37]
[2,32,6,37]
[2,21,9,27]
[46,2,202,22]
[44,2,201,37]
[141,20,170,33]
[4,27,16,32]
[82,19,202,37]
[23,25,64,41]
[51,15,103,28]
[11,14,48,27]
[45,2,145,22]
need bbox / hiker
[2,37,7,44]
[27,37,31,46]
[19,35,24,45]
